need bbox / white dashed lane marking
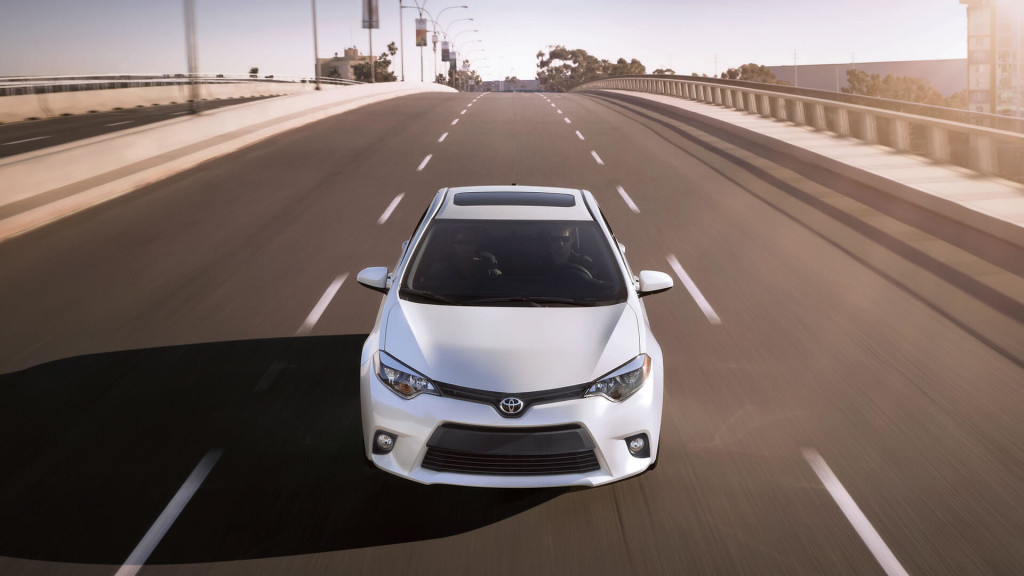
[438,132,448,143]
[416,154,432,172]
[616,185,640,214]
[590,150,605,166]
[803,449,909,576]
[576,130,585,140]
[564,117,572,124]
[297,274,349,335]
[666,254,721,324]
[451,118,459,126]
[2,136,51,146]
[460,109,467,115]
[114,449,223,576]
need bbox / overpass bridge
[1,76,1022,576]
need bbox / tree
[249,66,259,78]
[536,45,646,92]
[843,69,950,107]
[720,63,784,84]
[653,68,675,75]
[354,41,399,82]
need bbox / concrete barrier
[0,81,319,124]
[0,82,456,241]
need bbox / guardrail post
[714,87,723,105]
[861,113,878,144]
[928,126,951,162]
[773,97,787,121]
[969,134,999,174]
[835,108,851,136]
[811,103,827,130]
[791,100,806,126]
[891,118,911,152]
[758,94,771,118]
[723,89,734,108]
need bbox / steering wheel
[556,262,593,279]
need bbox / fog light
[373,431,397,454]
[625,433,650,458]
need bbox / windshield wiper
[465,296,596,307]
[401,289,465,305]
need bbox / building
[318,48,374,80]
[767,59,966,97]
[961,0,1024,116]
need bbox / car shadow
[0,335,568,564]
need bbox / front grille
[423,448,600,475]
[433,381,590,418]
[421,423,601,476]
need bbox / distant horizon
[1,1,968,82]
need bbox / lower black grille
[421,423,601,476]
[423,448,600,475]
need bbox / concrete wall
[0,81,324,123]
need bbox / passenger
[428,226,501,283]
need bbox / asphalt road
[0,96,276,158]
[1,91,1022,575]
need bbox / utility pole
[184,0,199,112]
[399,0,405,81]
[311,0,321,90]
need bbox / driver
[543,225,592,273]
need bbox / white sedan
[357,185,673,487]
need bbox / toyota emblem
[499,397,525,415]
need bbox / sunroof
[453,191,576,207]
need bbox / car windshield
[400,219,628,306]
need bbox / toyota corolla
[356,185,673,487]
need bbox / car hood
[383,300,640,393]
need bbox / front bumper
[358,359,663,488]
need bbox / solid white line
[590,150,605,166]
[451,118,459,126]
[803,449,909,576]
[416,154,432,172]
[106,121,134,127]
[170,111,189,116]
[460,109,467,115]
[114,449,223,576]
[666,254,721,324]
[377,193,405,225]
[438,132,448,143]
[616,185,640,214]
[564,117,572,124]
[576,130,585,140]
[296,273,349,335]
[2,136,50,146]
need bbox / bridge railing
[575,76,1024,182]
[0,74,362,97]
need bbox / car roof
[434,185,595,221]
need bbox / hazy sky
[0,0,968,81]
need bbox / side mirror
[357,267,389,294]
[637,270,673,298]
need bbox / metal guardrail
[575,75,1024,182]
[0,74,362,97]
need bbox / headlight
[373,351,439,399]
[585,354,651,402]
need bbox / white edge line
[438,132,448,143]
[106,121,134,127]
[451,118,459,126]
[590,150,605,166]
[803,449,909,576]
[616,185,640,214]
[576,130,585,140]
[666,254,721,324]
[3,136,51,146]
[114,449,223,576]
[416,154,432,172]
[377,192,405,225]
[296,273,349,335]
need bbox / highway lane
[0,96,276,158]
[0,90,1022,575]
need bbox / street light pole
[398,0,405,81]
[311,0,321,90]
